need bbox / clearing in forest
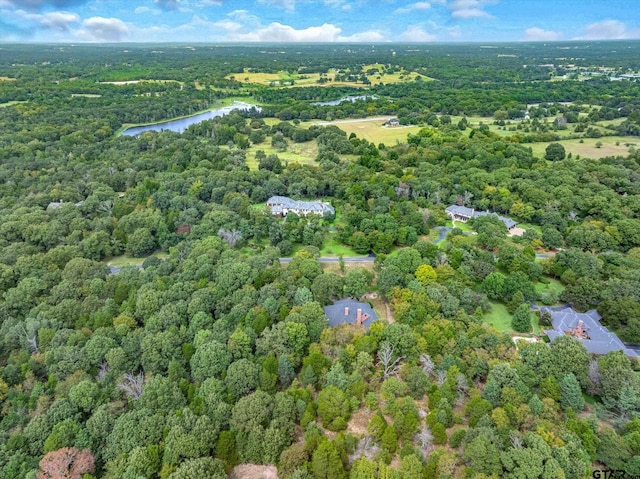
[245,139,319,170]
[531,136,636,160]
[314,118,423,145]
[229,464,278,479]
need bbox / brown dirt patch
[347,408,374,435]
[229,464,278,479]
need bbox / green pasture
[245,139,319,170]
[529,136,636,160]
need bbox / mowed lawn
[245,139,319,170]
[530,136,636,160]
[484,301,540,334]
[319,235,363,257]
[534,277,565,298]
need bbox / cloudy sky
[1,0,639,43]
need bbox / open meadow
[530,136,637,160]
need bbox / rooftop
[267,196,335,216]
[445,204,517,229]
[324,299,378,329]
[543,307,638,357]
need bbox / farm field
[530,136,637,160]
[310,117,423,144]
[228,67,433,87]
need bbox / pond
[120,101,261,136]
[312,95,377,107]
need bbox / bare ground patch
[347,408,374,436]
[229,464,278,479]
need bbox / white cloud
[522,27,562,41]
[221,21,383,42]
[398,25,436,41]
[395,2,431,14]
[134,6,150,14]
[79,16,129,41]
[339,29,385,42]
[578,20,640,40]
[448,0,495,19]
[13,9,79,31]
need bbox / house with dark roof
[543,307,638,357]
[266,196,335,217]
[324,299,378,329]
[384,118,400,127]
[445,205,517,230]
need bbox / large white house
[266,196,335,217]
[445,205,517,230]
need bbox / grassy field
[484,301,512,332]
[446,219,474,232]
[228,70,328,86]
[228,67,433,88]
[319,235,362,257]
[299,117,422,145]
[245,139,319,170]
[529,136,636,160]
[105,252,168,267]
[534,277,565,297]
[484,301,540,334]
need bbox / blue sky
[1,0,639,43]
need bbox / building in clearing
[384,118,400,127]
[445,205,517,231]
[543,307,638,357]
[266,196,335,217]
[324,299,378,329]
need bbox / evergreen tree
[528,395,543,416]
[560,373,584,411]
[311,441,345,479]
[511,303,532,333]
[278,355,295,388]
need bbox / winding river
[120,101,261,136]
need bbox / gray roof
[267,196,335,215]
[543,307,638,357]
[445,205,517,229]
[324,299,378,329]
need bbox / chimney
[344,307,349,316]
[357,308,362,325]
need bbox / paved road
[530,303,570,312]
[433,227,452,244]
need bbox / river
[120,101,261,136]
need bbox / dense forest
[0,43,640,479]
